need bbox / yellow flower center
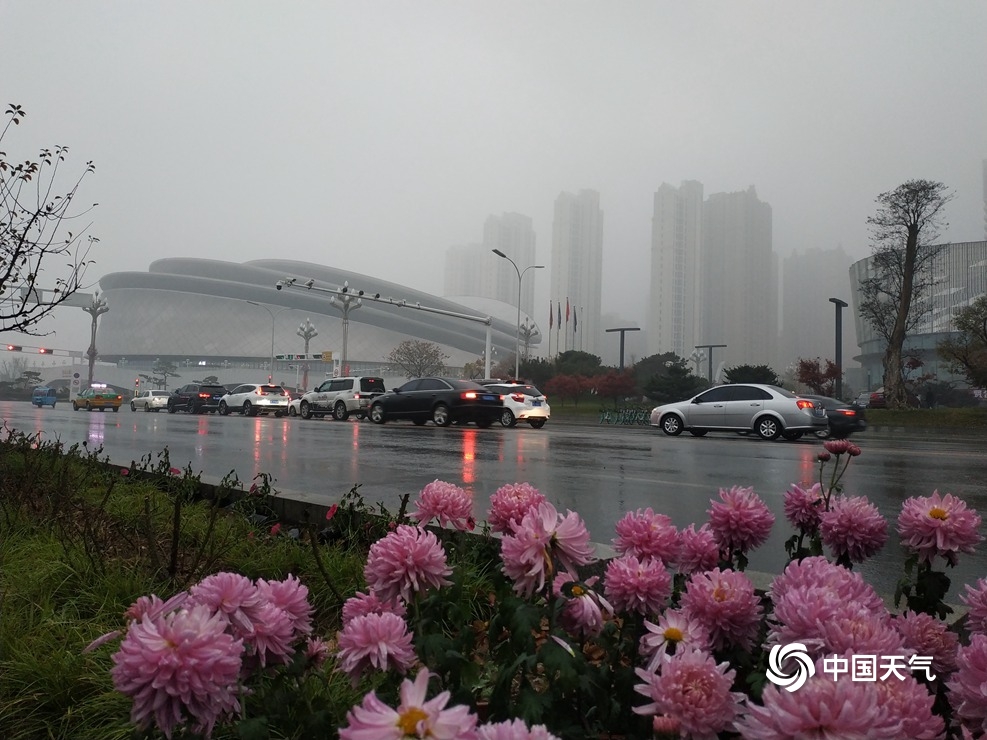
[929,507,948,520]
[570,584,586,597]
[397,707,429,736]
[663,627,684,643]
[712,586,728,602]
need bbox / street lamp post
[296,318,318,391]
[329,281,362,375]
[492,249,543,379]
[246,301,291,383]
[829,298,848,399]
[605,327,641,370]
[694,343,727,383]
[82,292,109,388]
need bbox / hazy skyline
[3,1,986,356]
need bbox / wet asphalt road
[2,400,985,596]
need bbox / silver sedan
[649,383,828,440]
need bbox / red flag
[565,298,570,324]
[549,300,553,329]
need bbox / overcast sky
[3,1,986,353]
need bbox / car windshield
[259,385,286,395]
[448,379,488,390]
[360,378,385,393]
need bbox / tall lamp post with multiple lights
[829,297,848,399]
[82,292,109,388]
[296,318,318,391]
[329,281,362,375]
[246,301,291,383]
[492,249,543,379]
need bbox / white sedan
[130,389,170,412]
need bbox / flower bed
[83,441,987,739]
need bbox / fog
[2,1,986,360]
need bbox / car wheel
[274,411,284,418]
[218,401,230,416]
[167,402,176,414]
[660,414,683,436]
[432,404,451,427]
[500,409,517,428]
[782,430,804,440]
[333,401,349,421]
[528,418,546,429]
[370,403,386,424]
[755,415,782,440]
[130,402,136,411]
[112,406,119,413]
[187,403,197,414]
[86,402,92,412]
[300,401,312,419]
[288,405,297,417]
[689,429,707,437]
[72,402,79,411]
[243,401,256,417]
[475,418,493,429]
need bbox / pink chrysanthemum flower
[553,574,611,639]
[256,574,313,638]
[365,525,453,604]
[894,610,959,676]
[487,482,546,535]
[335,611,417,687]
[823,438,861,456]
[813,603,906,658]
[612,508,679,565]
[339,668,478,740]
[500,502,595,598]
[477,719,561,739]
[640,609,711,672]
[676,523,720,575]
[875,671,945,740]
[110,605,243,739]
[681,568,763,652]
[412,480,474,530]
[603,555,671,616]
[948,633,987,735]
[86,592,190,653]
[782,482,823,532]
[188,571,264,637]
[898,490,983,566]
[962,577,987,636]
[244,601,296,667]
[819,495,888,563]
[768,557,886,653]
[737,669,901,740]
[633,650,743,738]
[707,485,775,557]
[304,637,331,669]
[342,590,408,625]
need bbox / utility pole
[605,327,641,370]
[694,344,727,383]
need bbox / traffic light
[6,344,22,351]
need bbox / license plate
[482,394,497,402]
[532,400,541,406]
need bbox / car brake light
[353,393,361,399]
[462,391,478,400]
[795,399,814,410]
[510,392,525,402]
[837,409,856,416]
[198,392,210,399]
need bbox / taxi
[72,384,124,412]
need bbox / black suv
[167,383,228,414]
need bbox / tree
[19,369,42,389]
[859,180,954,409]
[461,357,485,380]
[1,104,99,335]
[555,350,603,378]
[386,340,448,378]
[724,364,781,385]
[938,294,987,390]
[795,357,841,396]
[543,373,589,406]
[632,352,681,391]
[592,369,638,409]
[643,360,707,404]
[518,357,555,387]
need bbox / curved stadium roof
[96,258,540,361]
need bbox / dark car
[167,383,229,414]
[368,377,504,427]
[801,394,867,439]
